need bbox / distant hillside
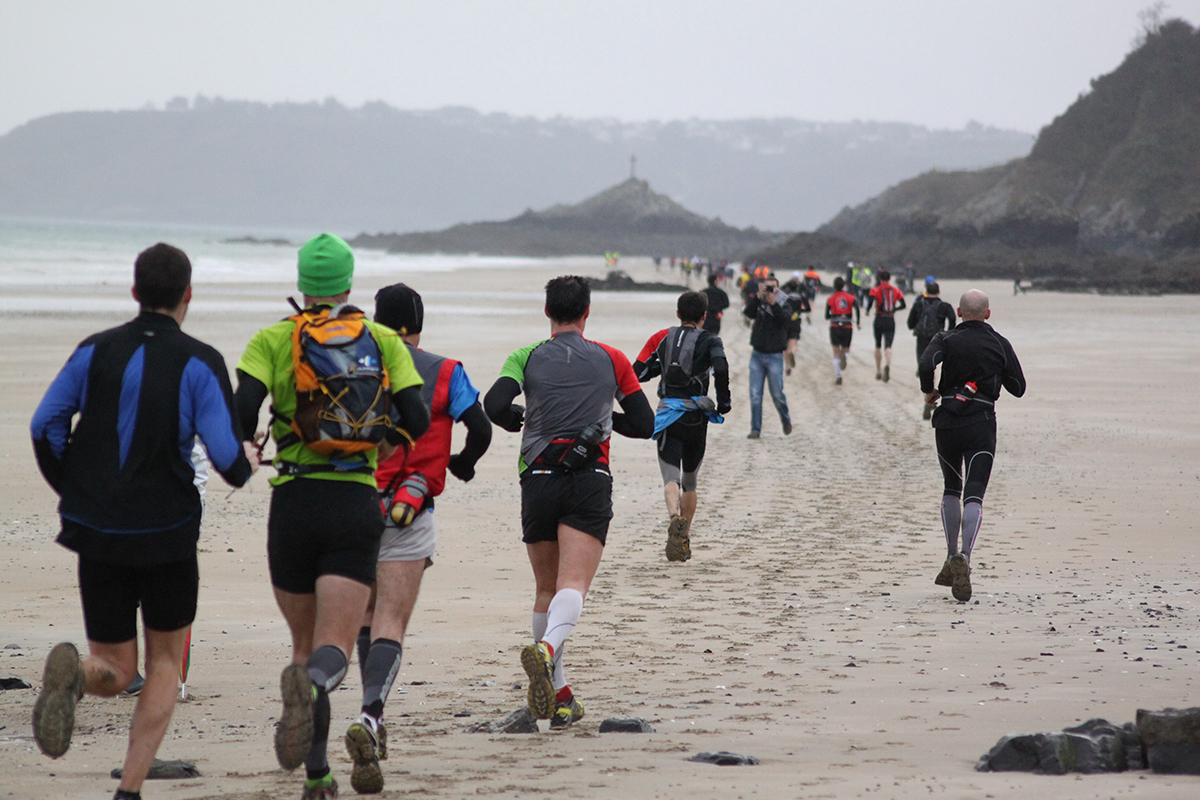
[755,19,1200,292]
[350,178,788,258]
[0,101,1031,233]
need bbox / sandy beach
[1,257,1197,799]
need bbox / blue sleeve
[446,363,480,422]
[31,344,93,459]
[179,358,245,478]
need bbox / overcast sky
[4,0,1198,137]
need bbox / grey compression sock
[941,496,961,556]
[355,626,371,684]
[961,502,983,560]
[361,638,402,720]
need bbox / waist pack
[533,422,606,471]
[274,301,394,458]
[939,382,994,416]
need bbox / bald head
[958,289,990,321]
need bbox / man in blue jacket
[30,243,258,800]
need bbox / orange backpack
[275,302,395,458]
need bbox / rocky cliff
[755,19,1200,291]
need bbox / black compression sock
[356,626,372,683]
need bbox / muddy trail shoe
[32,642,85,758]
[934,557,955,587]
[549,696,585,730]
[665,515,691,562]
[302,775,339,799]
[835,376,843,385]
[883,365,890,382]
[520,642,556,719]
[876,371,882,381]
[275,664,315,771]
[948,553,972,601]
[123,671,145,696]
[376,719,387,760]
[345,718,383,794]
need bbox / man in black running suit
[919,289,1025,603]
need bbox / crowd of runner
[28,243,1023,800]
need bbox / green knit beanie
[297,233,354,297]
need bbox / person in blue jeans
[742,275,794,439]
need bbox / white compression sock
[833,357,842,377]
[542,589,583,655]
[961,502,983,559]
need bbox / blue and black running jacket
[32,312,252,566]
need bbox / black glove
[500,403,525,433]
[448,453,476,482]
[717,399,732,415]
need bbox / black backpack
[915,297,942,338]
[661,326,702,393]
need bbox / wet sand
[0,260,1197,799]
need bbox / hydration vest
[660,326,703,395]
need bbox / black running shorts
[520,468,613,545]
[268,478,384,593]
[79,553,199,643]
[873,316,896,348]
[658,413,709,476]
[830,326,853,348]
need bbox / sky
[4,0,1200,137]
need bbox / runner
[30,243,258,800]
[234,234,429,799]
[700,273,730,335]
[825,276,860,385]
[483,276,653,729]
[778,276,809,375]
[344,283,492,794]
[633,291,731,562]
[864,269,907,382]
[920,289,1026,602]
[907,281,957,419]
[742,274,793,438]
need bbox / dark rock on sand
[689,751,759,766]
[587,271,687,293]
[976,718,1142,774]
[463,706,539,734]
[598,716,655,733]
[111,759,201,779]
[1137,707,1200,774]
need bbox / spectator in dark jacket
[742,275,792,438]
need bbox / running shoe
[948,553,972,601]
[344,717,383,794]
[377,719,388,760]
[32,642,85,759]
[520,642,556,719]
[666,515,691,562]
[934,556,955,587]
[876,371,882,381]
[883,365,890,382]
[275,664,315,771]
[301,775,339,799]
[746,431,760,439]
[549,696,585,730]
[835,376,843,385]
[782,420,792,435]
[123,671,145,696]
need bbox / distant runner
[907,281,957,419]
[864,270,907,382]
[825,276,860,385]
[634,291,731,562]
[484,276,653,729]
[701,273,730,335]
[920,289,1026,602]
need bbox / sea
[0,216,559,316]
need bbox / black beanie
[374,283,424,334]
